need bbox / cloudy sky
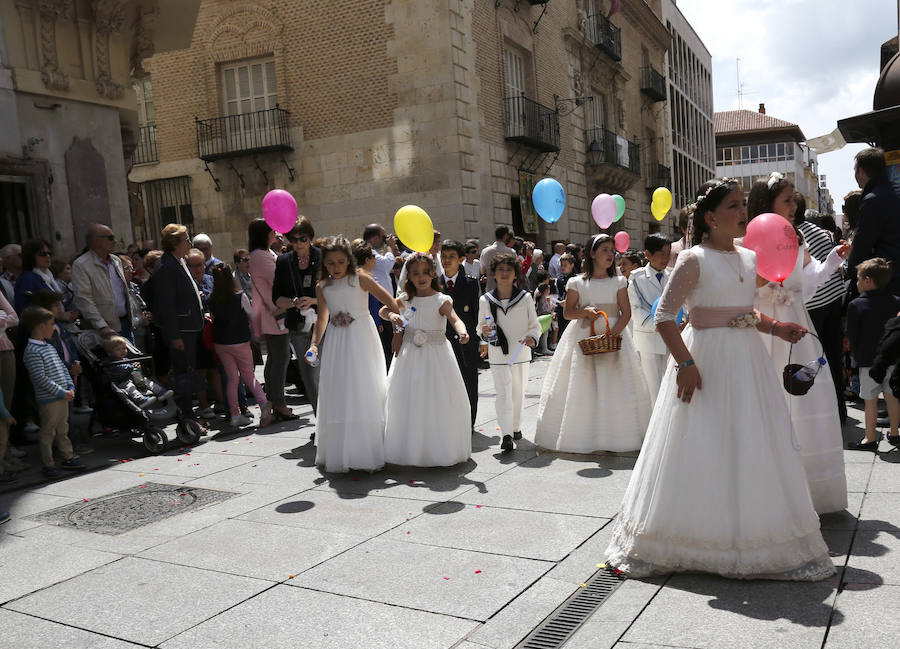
[677,0,898,213]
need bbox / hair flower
[766,171,785,190]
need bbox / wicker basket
[578,310,622,355]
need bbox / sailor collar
[485,288,527,314]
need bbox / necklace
[722,253,744,283]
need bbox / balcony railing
[587,13,622,61]
[196,106,292,162]
[585,128,639,176]
[505,95,560,153]
[585,128,618,167]
[646,163,671,189]
[640,66,667,102]
[133,124,158,165]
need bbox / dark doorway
[0,178,34,246]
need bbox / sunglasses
[289,235,310,243]
[239,257,250,263]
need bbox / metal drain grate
[515,566,626,649]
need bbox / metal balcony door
[221,59,278,152]
[504,49,526,137]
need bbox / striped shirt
[24,338,74,404]
[799,221,845,310]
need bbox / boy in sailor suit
[627,233,672,405]
[479,253,542,451]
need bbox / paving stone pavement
[1,356,897,648]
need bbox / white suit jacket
[627,265,671,355]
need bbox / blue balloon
[532,178,565,223]
[650,297,683,325]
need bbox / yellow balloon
[394,205,434,253]
[651,201,668,221]
[652,187,673,213]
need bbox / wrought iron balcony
[506,95,560,153]
[585,128,618,167]
[196,106,293,162]
[640,66,667,102]
[133,124,158,165]
[587,13,622,61]
[646,163,671,189]
[624,140,641,175]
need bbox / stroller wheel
[176,420,203,445]
[142,428,167,454]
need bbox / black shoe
[879,407,889,418]
[887,434,900,447]
[513,431,522,440]
[500,434,514,451]
[273,410,299,422]
[0,511,9,525]
[877,417,890,428]
[847,439,879,451]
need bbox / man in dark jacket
[847,147,900,295]
[152,224,204,416]
[439,240,481,433]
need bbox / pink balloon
[261,189,298,234]
[614,231,630,253]
[591,194,616,229]
[742,212,799,284]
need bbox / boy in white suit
[627,233,672,405]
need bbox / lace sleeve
[655,249,700,325]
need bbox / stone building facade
[131,0,672,253]
[0,0,200,258]
[661,0,714,217]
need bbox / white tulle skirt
[535,315,651,452]
[384,335,471,467]
[606,325,834,581]
[315,318,386,473]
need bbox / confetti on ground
[221,450,228,453]
[597,563,606,569]
[139,485,146,489]
[474,570,482,574]
[288,574,295,579]
[139,473,145,476]
[579,583,586,588]
[252,464,257,467]
[443,577,450,580]
[177,459,182,462]
[153,468,159,471]
[82,498,89,502]
[475,505,483,508]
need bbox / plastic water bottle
[305,349,320,367]
[793,356,826,382]
[484,315,498,343]
[399,305,417,328]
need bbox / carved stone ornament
[92,0,126,99]
[573,71,584,98]
[37,0,72,91]
[131,4,160,78]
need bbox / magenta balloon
[742,212,799,284]
[614,231,631,253]
[591,193,616,229]
[261,189,298,234]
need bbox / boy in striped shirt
[21,307,86,477]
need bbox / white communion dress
[384,293,472,467]
[315,275,387,473]
[606,246,834,581]
[535,274,651,452]
[754,247,848,514]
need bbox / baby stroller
[76,331,203,453]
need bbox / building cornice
[622,0,671,51]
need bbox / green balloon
[612,194,626,222]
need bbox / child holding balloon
[606,177,833,581]
[535,234,651,453]
[381,253,472,466]
[307,236,400,473]
[744,173,850,515]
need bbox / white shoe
[8,446,26,459]
[230,414,253,428]
[24,421,39,434]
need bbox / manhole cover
[27,482,239,535]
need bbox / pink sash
[689,306,755,330]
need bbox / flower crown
[689,177,737,212]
